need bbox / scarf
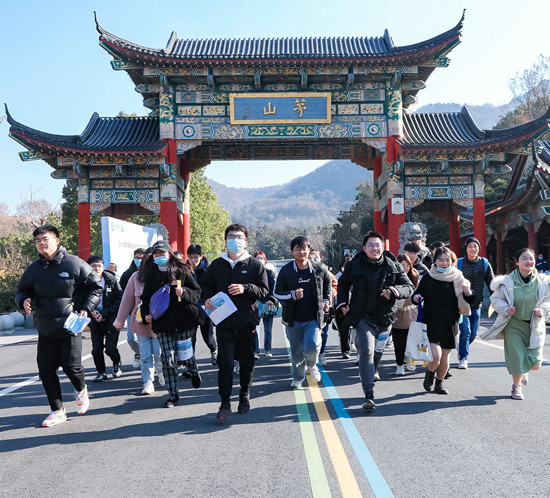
[428,265,472,316]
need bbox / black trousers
[334,313,351,354]
[392,327,409,366]
[37,333,86,411]
[216,327,256,404]
[192,318,217,353]
[89,320,121,373]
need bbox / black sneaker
[216,403,232,420]
[238,395,250,415]
[93,372,108,382]
[211,350,218,365]
[112,361,122,378]
[191,372,202,389]
[362,392,376,410]
[163,394,180,408]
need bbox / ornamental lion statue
[398,222,429,258]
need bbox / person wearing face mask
[412,247,475,395]
[140,240,202,408]
[119,248,146,368]
[203,224,269,420]
[535,253,548,273]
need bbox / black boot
[423,370,435,392]
[434,379,449,395]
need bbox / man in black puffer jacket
[203,224,269,420]
[336,231,414,411]
[16,225,102,427]
[87,255,123,382]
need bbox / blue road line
[320,367,394,498]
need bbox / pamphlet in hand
[64,312,91,334]
[203,292,237,325]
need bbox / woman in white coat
[480,248,550,400]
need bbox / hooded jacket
[336,250,414,329]
[15,247,102,337]
[480,273,550,349]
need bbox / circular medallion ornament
[368,123,380,135]
[182,126,195,138]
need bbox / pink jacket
[113,272,155,338]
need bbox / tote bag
[405,301,434,363]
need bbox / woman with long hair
[140,240,202,408]
[480,248,550,399]
[412,247,474,394]
[392,254,420,375]
[113,249,164,395]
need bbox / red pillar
[473,198,487,257]
[448,211,460,256]
[162,139,178,250]
[386,137,404,254]
[527,222,537,253]
[180,158,191,258]
[496,231,504,275]
[78,202,91,261]
[373,157,384,235]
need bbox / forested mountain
[207,160,373,228]
[414,102,509,129]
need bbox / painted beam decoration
[229,92,331,125]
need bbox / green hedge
[0,291,18,313]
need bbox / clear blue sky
[1,0,549,212]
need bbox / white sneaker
[308,365,321,382]
[521,373,529,386]
[74,385,89,415]
[396,365,405,376]
[157,371,166,387]
[405,361,416,372]
[351,342,357,352]
[511,384,524,400]
[318,353,327,366]
[132,354,141,369]
[42,406,67,427]
[355,353,360,366]
[290,379,302,389]
[458,358,468,369]
[141,381,154,395]
[265,351,273,358]
[374,371,380,382]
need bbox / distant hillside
[415,102,511,129]
[208,160,372,228]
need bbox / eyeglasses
[227,235,246,241]
[35,237,55,244]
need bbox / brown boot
[434,379,449,395]
[423,370,435,392]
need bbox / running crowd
[15,224,549,427]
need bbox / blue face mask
[134,258,142,268]
[227,238,245,254]
[436,266,451,273]
[154,256,169,266]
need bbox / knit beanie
[464,237,481,250]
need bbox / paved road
[1,316,549,498]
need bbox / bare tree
[15,187,59,232]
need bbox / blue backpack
[149,285,171,320]
[457,257,489,273]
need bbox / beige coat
[113,272,155,338]
[480,274,550,350]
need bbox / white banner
[101,217,158,269]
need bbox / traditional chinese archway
[6,12,549,260]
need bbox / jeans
[90,321,121,373]
[458,307,481,360]
[320,323,329,354]
[286,320,321,382]
[37,333,86,411]
[356,318,389,394]
[217,327,256,403]
[126,319,140,355]
[255,314,274,353]
[138,335,162,384]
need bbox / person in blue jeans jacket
[457,237,494,369]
